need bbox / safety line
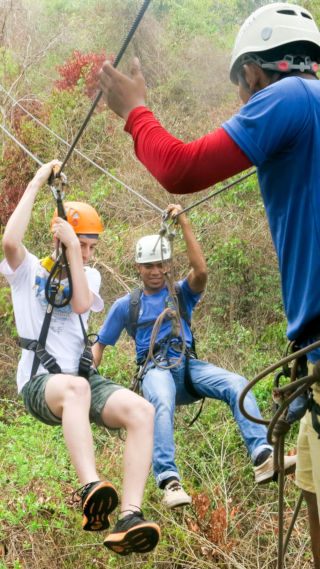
[0,124,43,166]
[0,85,163,214]
[58,0,153,174]
[172,168,257,220]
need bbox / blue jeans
[141,358,272,487]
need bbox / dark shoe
[104,510,161,556]
[76,480,118,531]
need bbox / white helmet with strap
[135,234,171,263]
[230,2,320,84]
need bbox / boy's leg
[100,388,154,512]
[45,373,98,483]
[187,359,296,482]
[187,359,271,459]
[23,373,118,531]
[141,366,178,486]
[141,364,192,508]
[100,387,160,555]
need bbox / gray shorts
[21,369,124,427]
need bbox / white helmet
[135,234,171,263]
[230,3,320,84]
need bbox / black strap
[308,393,320,438]
[78,315,94,380]
[19,338,62,375]
[30,281,59,378]
[128,286,143,339]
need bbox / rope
[58,0,153,174]
[135,227,186,382]
[0,85,163,214]
[239,339,320,569]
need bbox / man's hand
[98,57,146,121]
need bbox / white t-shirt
[0,249,104,393]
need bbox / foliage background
[0,0,317,567]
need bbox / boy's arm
[51,218,94,314]
[167,204,207,294]
[92,342,105,368]
[92,298,129,366]
[2,160,61,271]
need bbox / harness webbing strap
[308,394,320,438]
[19,338,61,375]
[20,314,93,380]
[78,315,94,380]
[29,281,60,378]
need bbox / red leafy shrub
[0,99,49,227]
[0,146,33,227]
[54,50,113,98]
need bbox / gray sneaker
[254,452,297,484]
[162,481,192,509]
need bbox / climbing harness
[239,338,320,569]
[18,170,96,381]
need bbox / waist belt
[19,338,62,374]
[20,314,94,380]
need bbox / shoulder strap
[174,283,191,328]
[127,287,143,339]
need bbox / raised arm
[2,160,61,271]
[50,218,95,314]
[167,204,207,293]
[98,59,252,195]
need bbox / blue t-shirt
[223,77,320,360]
[98,278,200,361]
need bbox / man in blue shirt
[93,204,295,509]
[97,2,320,564]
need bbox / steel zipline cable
[57,0,153,175]
[0,123,43,167]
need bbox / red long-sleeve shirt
[125,106,252,194]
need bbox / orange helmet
[50,201,103,236]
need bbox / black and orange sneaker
[76,480,118,531]
[104,510,161,556]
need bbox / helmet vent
[301,12,313,20]
[277,9,296,15]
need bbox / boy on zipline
[98,2,320,565]
[0,159,160,556]
[93,203,295,509]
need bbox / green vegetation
[0,0,317,567]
